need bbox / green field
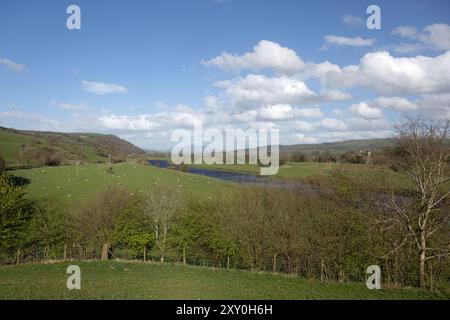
[0,261,446,300]
[192,162,414,191]
[0,130,31,164]
[12,163,232,203]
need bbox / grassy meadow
[0,261,446,300]
[12,162,232,204]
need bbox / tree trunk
[419,230,426,289]
[183,247,186,266]
[101,242,110,261]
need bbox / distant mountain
[0,126,145,168]
[280,138,394,155]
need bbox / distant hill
[0,126,145,168]
[280,138,394,156]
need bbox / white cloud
[215,74,317,106]
[98,110,204,131]
[392,26,419,39]
[324,35,375,47]
[392,23,450,52]
[295,107,323,118]
[81,80,128,95]
[50,101,88,111]
[348,102,383,119]
[345,117,392,132]
[421,24,450,51]
[293,120,315,132]
[415,93,450,120]
[204,95,221,110]
[391,43,427,54]
[202,40,304,74]
[0,58,26,72]
[319,89,353,102]
[319,118,348,131]
[234,105,323,122]
[372,97,417,111]
[322,51,450,95]
[0,108,61,131]
[342,15,364,27]
[257,104,295,120]
[294,133,320,144]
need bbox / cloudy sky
[1,0,450,150]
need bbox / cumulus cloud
[415,93,450,120]
[322,51,450,95]
[98,110,204,131]
[372,97,418,111]
[202,40,304,74]
[234,105,323,122]
[0,58,26,72]
[319,118,348,131]
[392,23,450,52]
[392,26,419,39]
[324,35,375,47]
[215,74,317,106]
[348,102,384,119]
[293,120,316,132]
[204,95,221,110]
[81,80,128,95]
[345,117,392,132]
[0,108,61,131]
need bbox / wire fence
[1,245,449,290]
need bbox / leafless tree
[143,184,183,263]
[382,116,450,288]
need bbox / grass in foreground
[0,261,446,300]
[12,163,232,204]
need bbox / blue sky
[1,0,450,149]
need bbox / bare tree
[143,184,183,263]
[383,116,450,288]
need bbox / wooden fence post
[430,262,434,291]
[273,253,277,273]
[183,247,186,266]
[16,248,20,265]
[320,259,324,282]
[143,246,146,262]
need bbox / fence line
[2,245,448,289]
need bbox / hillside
[12,162,232,203]
[280,138,394,156]
[0,127,145,168]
